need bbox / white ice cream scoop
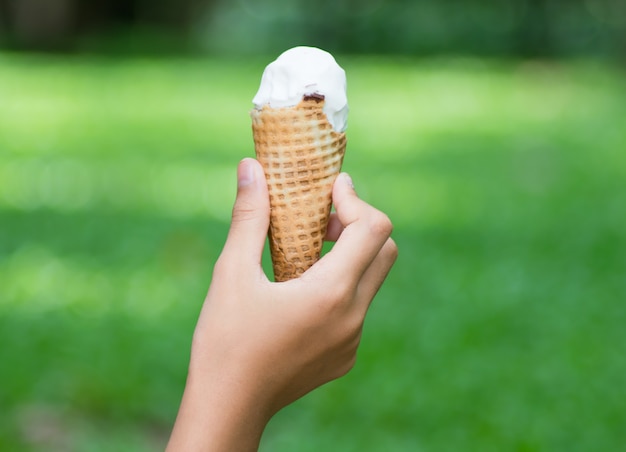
[252,46,349,133]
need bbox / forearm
[166,362,270,452]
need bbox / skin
[167,158,398,451]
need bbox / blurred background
[1,0,625,450]
[1,0,626,57]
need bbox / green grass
[1,53,625,451]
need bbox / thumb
[221,158,270,268]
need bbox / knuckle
[335,278,355,298]
[312,273,354,306]
[368,211,393,238]
[325,280,356,307]
[386,238,399,261]
[348,354,357,371]
[231,199,259,223]
[337,355,357,378]
[344,322,364,350]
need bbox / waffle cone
[251,97,346,281]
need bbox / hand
[167,158,397,451]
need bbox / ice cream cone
[251,96,346,281]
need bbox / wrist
[167,358,271,451]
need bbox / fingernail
[238,158,255,187]
[342,172,354,189]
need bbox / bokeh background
[1,0,625,450]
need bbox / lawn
[1,53,625,451]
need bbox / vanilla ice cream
[252,46,349,132]
[250,46,348,281]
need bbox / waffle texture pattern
[251,97,347,281]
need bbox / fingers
[324,213,342,242]
[321,173,394,282]
[323,207,397,311]
[220,158,270,269]
[354,237,398,312]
